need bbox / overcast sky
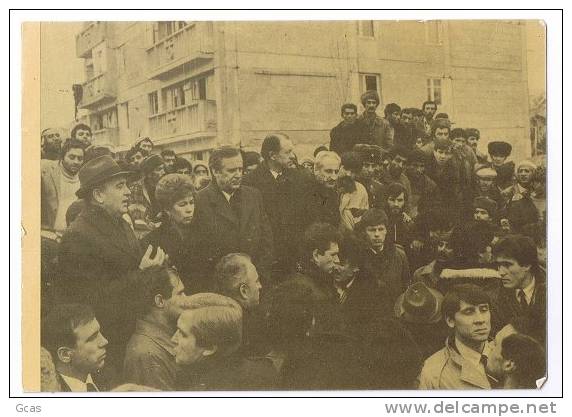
[39,21,547,131]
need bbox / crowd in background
[39,90,547,392]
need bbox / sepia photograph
[19,14,555,395]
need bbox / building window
[360,73,382,100]
[165,84,186,109]
[427,78,442,105]
[149,91,159,116]
[158,21,189,40]
[358,20,375,37]
[425,21,443,45]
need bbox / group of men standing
[39,90,546,392]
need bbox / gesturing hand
[139,245,166,270]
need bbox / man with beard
[192,146,274,288]
[243,134,310,277]
[41,128,63,160]
[125,146,145,168]
[488,141,515,191]
[473,196,498,225]
[419,100,438,139]
[379,145,413,216]
[57,155,168,372]
[499,160,540,233]
[41,139,85,232]
[123,267,187,390]
[418,284,494,389]
[71,123,93,147]
[329,103,368,155]
[338,151,369,231]
[355,208,410,307]
[305,151,341,227]
[384,182,413,250]
[354,144,386,209]
[405,148,438,218]
[466,128,488,164]
[357,90,393,151]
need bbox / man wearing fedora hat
[418,284,494,389]
[57,155,167,372]
[473,165,504,210]
[395,282,449,360]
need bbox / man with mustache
[191,146,274,288]
[58,155,167,372]
[41,138,85,232]
[418,284,494,389]
[356,90,394,151]
[379,145,413,217]
[41,128,63,161]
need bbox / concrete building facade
[75,20,531,161]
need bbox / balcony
[76,22,112,58]
[149,100,217,141]
[92,127,120,147]
[147,22,214,80]
[79,73,117,109]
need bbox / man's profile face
[496,256,531,289]
[242,262,262,308]
[213,155,243,194]
[274,138,296,170]
[423,103,437,119]
[314,157,340,189]
[70,319,108,374]
[434,127,450,141]
[486,324,518,379]
[342,108,357,124]
[74,129,92,146]
[172,314,209,365]
[313,242,341,275]
[364,224,387,251]
[387,192,405,216]
[148,164,166,184]
[365,99,378,113]
[97,176,131,217]
[62,148,84,175]
[474,208,491,222]
[164,273,187,321]
[447,300,491,345]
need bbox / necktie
[518,289,528,310]
[480,355,500,388]
[229,192,241,217]
[86,382,98,392]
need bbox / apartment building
[75,20,531,160]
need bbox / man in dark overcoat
[191,146,274,288]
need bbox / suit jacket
[492,269,546,342]
[41,159,62,230]
[329,121,370,155]
[242,164,311,273]
[57,204,144,351]
[191,183,274,287]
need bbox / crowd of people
[39,90,547,392]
